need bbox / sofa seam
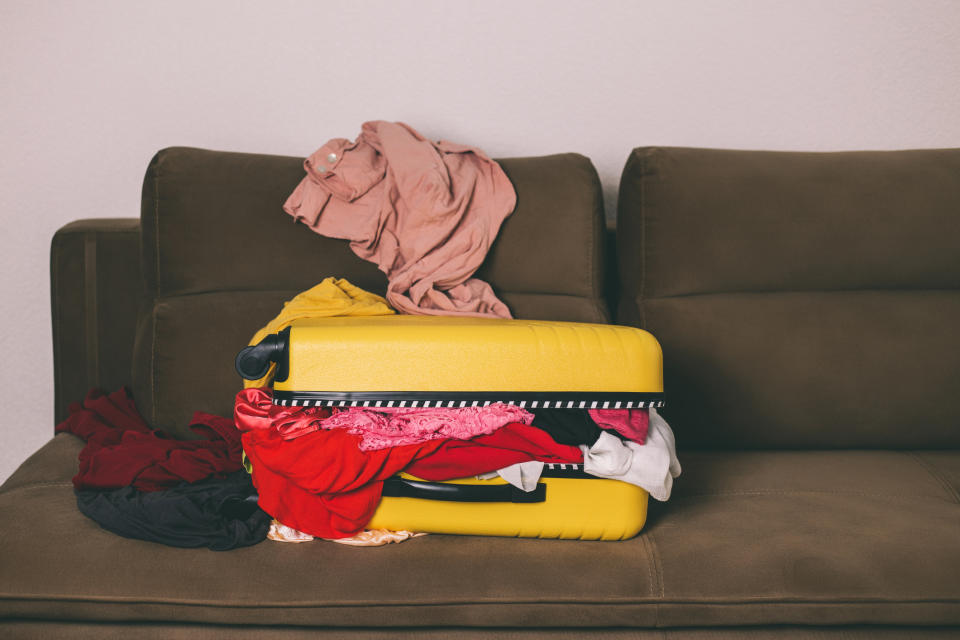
[56,226,139,236]
[83,233,99,389]
[2,594,958,608]
[50,234,62,429]
[152,157,161,426]
[639,534,656,602]
[150,302,159,426]
[0,481,74,497]
[649,531,665,600]
[669,489,959,505]
[152,289,603,302]
[906,452,960,505]
[639,149,647,329]
[647,530,665,631]
[584,165,595,303]
[645,287,960,300]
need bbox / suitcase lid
[238,316,664,408]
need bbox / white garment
[580,408,681,501]
[478,460,545,492]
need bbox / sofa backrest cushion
[133,147,607,434]
[617,146,960,449]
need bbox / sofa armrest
[50,219,142,425]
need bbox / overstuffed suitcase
[236,315,664,540]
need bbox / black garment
[76,471,270,551]
[531,409,624,447]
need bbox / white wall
[1,0,959,482]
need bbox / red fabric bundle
[56,388,243,491]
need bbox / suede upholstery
[1,146,957,638]
[617,147,960,449]
[50,219,141,424]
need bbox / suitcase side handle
[382,477,546,503]
[235,326,291,382]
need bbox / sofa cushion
[134,147,608,433]
[139,147,606,305]
[3,436,958,630]
[616,146,960,448]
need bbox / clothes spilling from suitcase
[58,122,681,550]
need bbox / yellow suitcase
[236,316,663,540]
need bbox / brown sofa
[1,146,958,638]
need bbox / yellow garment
[243,277,394,388]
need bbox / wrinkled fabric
[237,389,582,537]
[587,409,649,444]
[234,387,333,439]
[76,471,269,551]
[57,388,243,491]
[484,460,545,492]
[243,278,394,388]
[325,529,427,547]
[241,420,581,538]
[235,389,532,449]
[267,522,425,547]
[404,423,583,480]
[267,520,315,543]
[580,409,681,501]
[284,121,516,318]
[242,426,448,539]
[316,403,534,450]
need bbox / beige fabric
[325,529,427,547]
[267,520,314,544]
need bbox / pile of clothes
[57,388,269,551]
[56,384,679,549]
[58,121,681,550]
[236,387,679,541]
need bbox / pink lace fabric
[587,409,649,444]
[321,403,534,451]
[234,389,533,449]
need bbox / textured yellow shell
[274,315,663,393]
[369,474,649,540]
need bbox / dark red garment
[55,388,243,492]
[234,387,332,439]
[405,423,583,480]
[242,427,447,539]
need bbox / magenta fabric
[317,403,534,451]
[405,423,583,480]
[283,121,516,318]
[234,389,533,450]
[587,409,650,444]
[233,387,332,440]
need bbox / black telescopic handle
[382,477,546,503]
[235,327,290,381]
